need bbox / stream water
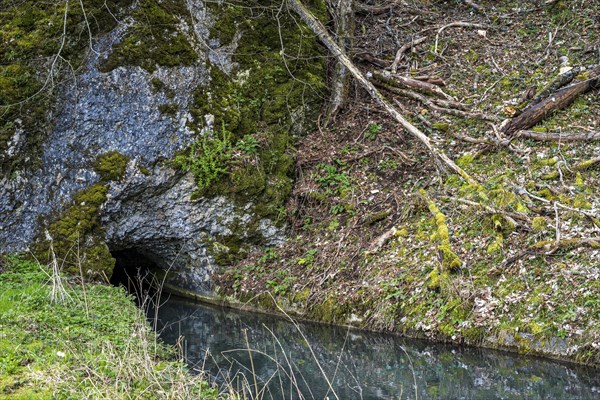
[151,295,599,400]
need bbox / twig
[391,36,428,73]
[365,227,398,255]
[463,0,482,12]
[447,196,529,226]
[434,21,487,54]
[494,238,600,272]
[554,202,561,241]
[378,83,499,121]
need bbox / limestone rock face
[0,2,284,295]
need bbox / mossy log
[502,65,600,136]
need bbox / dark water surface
[151,295,599,399]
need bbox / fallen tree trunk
[287,0,478,185]
[502,65,600,136]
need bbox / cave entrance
[110,248,161,305]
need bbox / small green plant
[236,134,260,155]
[330,203,346,215]
[296,249,318,268]
[258,247,278,265]
[266,276,297,296]
[174,125,233,194]
[365,122,382,140]
[315,162,351,195]
[377,158,400,172]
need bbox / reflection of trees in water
[154,298,600,400]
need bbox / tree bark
[501,65,600,136]
[323,0,354,125]
[287,0,477,185]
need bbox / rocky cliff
[0,0,324,294]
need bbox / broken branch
[434,21,487,54]
[516,130,600,142]
[391,36,428,73]
[373,71,455,101]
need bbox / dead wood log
[526,66,581,109]
[287,0,478,185]
[501,65,600,136]
[374,71,455,100]
[413,75,447,86]
[516,130,600,142]
[355,52,389,68]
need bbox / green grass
[0,256,219,399]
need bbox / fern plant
[174,125,233,194]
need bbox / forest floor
[215,0,600,366]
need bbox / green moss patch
[94,151,129,182]
[99,0,197,73]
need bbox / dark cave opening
[109,248,160,304]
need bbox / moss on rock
[33,183,113,279]
[94,151,129,182]
[99,0,197,73]
[175,0,326,262]
[0,0,134,175]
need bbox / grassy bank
[0,256,219,399]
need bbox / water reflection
[152,296,599,399]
